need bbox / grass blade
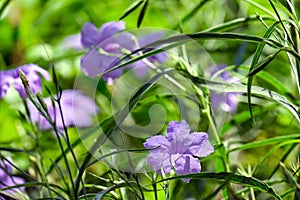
[0,0,10,18]
[173,0,211,29]
[247,49,282,77]
[93,182,127,200]
[205,15,275,32]
[228,134,300,153]
[247,21,280,121]
[119,0,144,20]
[101,32,283,77]
[137,0,148,27]
[155,172,281,199]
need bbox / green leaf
[247,21,280,121]
[254,139,300,175]
[247,49,282,77]
[205,15,275,32]
[200,78,300,123]
[220,104,277,136]
[155,172,281,199]
[101,32,283,77]
[93,182,127,200]
[243,0,276,18]
[228,134,300,153]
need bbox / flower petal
[99,21,125,42]
[143,135,170,153]
[81,22,101,49]
[175,154,201,183]
[27,90,99,130]
[81,49,122,79]
[0,73,13,98]
[0,158,25,193]
[187,132,214,157]
[60,90,99,127]
[13,64,50,98]
[146,152,172,174]
[137,31,165,47]
[23,64,51,81]
[166,120,192,153]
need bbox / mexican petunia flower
[143,120,214,183]
[210,65,240,113]
[0,157,25,195]
[0,64,50,99]
[80,21,167,82]
[27,90,99,130]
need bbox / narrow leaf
[137,0,148,27]
[247,21,280,121]
[93,182,127,200]
[173,0,211,29]
[155,172,281,199]
[119,0,144,20]
[228,134,300,153]
[101,32,283,77]
[247,49,282,77]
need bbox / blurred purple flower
[61,33,83,50]
[27,90,99,130]
[143,120,214,183]
[0,64,50,99]
[210,66,240,113]
[0,158,25,195]
[80,21,167,82]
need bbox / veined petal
[166,120,190,141]
[143,135,170,152]
[175,154,201,183]
[166,120,192,154]
[187,132,214,157]
[146,152,172,174]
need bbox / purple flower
[0,158,25,194]
[210,66,240,113]
[0,64,50,99]
[143,120,214,183]
[80,21,167,82]
[27,90,99,130]
[61,33,83,50]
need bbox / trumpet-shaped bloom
[143,120,214,183]
[27,90,99,130]
[0,64,50,99]
[0,158,25,194]
[80,21,167,82]
[210,66,240,113]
